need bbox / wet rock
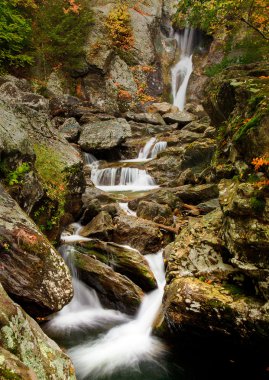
[82,186,116,207]
[162,277,269,344]
[78,118,131,152]
[177,168,196,186]
[125,112,165,125]
[0,185,73,316]
[163,111,196,126]
[197,198,220,213]
[175,184,219,205]
[58,117,81,143]
[136,200,174,226]
[0,284,76,379]
[73,250,143,314]
[129,121,174,138]
[80,198,102,224]
[147,102,179,115]
[76,239,157,292]
[79,211,114,240]
[113,214,163,254]
[181,120,210,133]
[180,139,216,172]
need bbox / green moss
[250,196,266,214]
[0,368,22,380]
[233,115,261,143]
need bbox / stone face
[76,239,157,292]
[79,211,114,240]
[73,250,143,314]
[78,118,132,152]
[175,184,219,205]
[125,112,165,125]
[113,214,163,254]
[163,111,196,126]
[0,284,76,380]
[136,200,174,225]
[58,117,81,143]
[0,185,73,316]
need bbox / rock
[128,188,181,211]
[79,211,114,240]
[197,198,220,213]
[219,180,269,300]
[78,118,131,152]
[0,185,73,316]
[46,71,65,97]
[182,121,210,133]
[0,284,76,379]
[113,214,163,254]
[165,209,235,284]
[162,277,269,344]
[49,95,80,117]
[175,184,219,205]
[0,75,31,92]
[180,139,216,172]
[73,250,143,314]
[109,56,137,93]
[177,168,196,186]
[58,117,81,143]
[203,126,216,138]
[80,198,102,224]
[129,121,175,138]
[125,112,165,125]
[76,239,157,292]
[147,102,179,115]
[163,111,196,126]
[82,186,116,207]
[136,200,174,225]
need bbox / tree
[0,0,35,70]
[175,0,269,40]
[32,0,93,74]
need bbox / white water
[121,138,167,163]
[69,250,166,379]
[171,28,195,111]
[119,202,137,217]
[91,167,159,192]
[45,246,128,337]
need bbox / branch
[240,17,269,41]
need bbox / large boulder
[0,284,76,379]
[76,239,157,291]
[112,214,163,254]
[72,250,143,314]
[79,211,114,240]
[0,185,73,316]
[78,118,131,152]
[136,200,174,225]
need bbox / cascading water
[45,245,128,338]
[171,28,195,111]
[121,138,167,163]
[91,167,159,192]
[68,250,166,379]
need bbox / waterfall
[83,152,98,165]
[171,28,195,111]
[68,250,166,379]
[118,202,137,217]
[121,138,167,163]
[44,245,129,337]
[91,167,158,192]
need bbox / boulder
[0,185,73,316]
[76,239,157,291]
[79,211,114,240]
[58,117,81,142]
[181,120,210,133]
[78,118,131,152]
[219,180,269,300]
[163,111,196,126]
[125,112,165,125]
[128,188,181,211]
[80,198,102,224]
[175,184,219,205]
[0,284,76,379]
[73,250,143,314]
[147,102,179,115]
[113,214,163,254]
[136,200,174,225]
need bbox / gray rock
[0,284,76,379]
[79,211,114,240]
[126,112,165,125]
[79,118,131,152]
[0,185,73,316]
[163,111,196,126]
[136,200,174,225]
[147,102,179,115]
[58,117,81,142]
[175,184,219,205]
[73,250,143,314]
[113,214,163,254]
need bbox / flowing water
[121,138,167,163]
[171,28,195,111]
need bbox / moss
[233,115,261,143]
[250,196,266,214]
[0,368,22,380]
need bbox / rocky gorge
[0,0,269,379]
